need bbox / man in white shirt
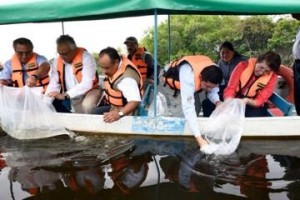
[96,47,143,123]
[46,35,100,114]
[292,14,300,115]
[162,55,223,152]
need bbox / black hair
[219,41,241,57]
[13,37,33,49]
[201,65,223,84]
[99,47,121,63]
[257,51,281,73]
[56,35,77,47]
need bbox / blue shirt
[0,53,48,85]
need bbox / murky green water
[1,133,300,200]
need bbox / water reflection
[1,134,300,199]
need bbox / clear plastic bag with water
[201,98,245,155]
[147,92,169,117]
[0,86,74,139]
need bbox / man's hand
[0,80,8,86]
[47,92,66,100]
[103,110,121,123]
[242,98,251,105]
[26,75,38,87]
[215,101,222,107]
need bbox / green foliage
[268,19,300,65]
[92,52,102,75]
[143,15,298,66]
[240,16,274,57]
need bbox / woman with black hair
[218,41,247,100]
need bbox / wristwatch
[118,111,124,118]
[64,93,70,99]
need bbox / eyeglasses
[58,50,73,57]
[16,50,32,56]
[256,64,271,75]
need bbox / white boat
[54,113,300,138]
[0,1,299,140]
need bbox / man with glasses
[95,47,143,122]
[45,35,100,114]
[0,37,50,91]
[224,51,281,117]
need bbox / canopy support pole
[168,14,171,64]
[153,9,158,117]
[61,21,65,35]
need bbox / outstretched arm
[27,61,50,87]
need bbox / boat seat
[267,92,294,116]
[136,84,154,116]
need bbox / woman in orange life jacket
[224,51,281,117]
[0,37,50,91]
[45,35,100,114]
[94,47,143,123]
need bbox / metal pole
[168,14,171,64]
[153,9,158,117]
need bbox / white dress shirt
[179,63,219,137]
[45,50,97,98]
[116,60,141,102]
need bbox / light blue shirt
[179,63,219,137]
[0,54,48,85]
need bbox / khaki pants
[71,88,101,114]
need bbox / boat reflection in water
[1,134,300,200]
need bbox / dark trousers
[91,105,111,115]
[202,99,270,117]
[244,105,269,117]
[293,59,300,115]
[202,99,216,117]
[52,99,71,113]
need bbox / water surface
[1,133,300,200]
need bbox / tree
[240,16,274,58]
[268,18,300,65]
[142,15,297,66]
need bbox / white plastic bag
[0,86,74,139]
[148,92,169,117]
[201,99,245,155]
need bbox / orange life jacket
[129,47,148,80]
[56,48,99,93]
[104,56,143,107]
[236,58,273,98]
[163,55,216,95]
[110,155,149,195]
[11,53,49,90]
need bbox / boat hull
[55,113,300,137]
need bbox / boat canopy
[0,0,300,24]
